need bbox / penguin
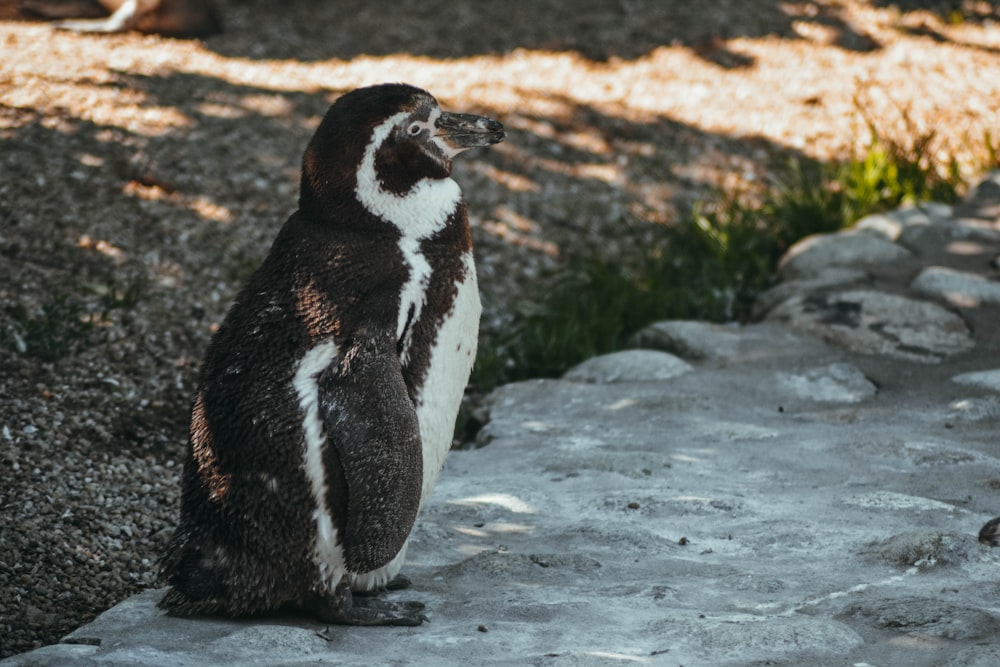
[19,0,221,37]
[158,83,505,626]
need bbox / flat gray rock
[752,267,867,317]
[628,319,832,364]
[562,349,692,383]
[912,265,1000,307]
[854,203,954,241]
[775,362,876,403]
[778,231,912,279]
[628,320,744,360]
[767,289,975,362]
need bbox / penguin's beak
[434,112,506,154]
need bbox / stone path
[4,173,999,666]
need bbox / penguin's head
[300,83,505,221]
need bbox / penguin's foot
[312,581,428,626]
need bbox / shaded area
[873,0,999,21]
[207,0,883,63]
[2,0,883,64]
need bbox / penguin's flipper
[318,333,423,574]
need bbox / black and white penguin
[158,83,504,626]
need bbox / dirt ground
[1,0,1000,658]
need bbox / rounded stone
[627,320,742,360]
[562,350,692,383]
[911,266,1000,308]
[775,362,877,403]
[778,231,912,280]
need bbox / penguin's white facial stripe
[355,112,462,238]
[292,339,346,590]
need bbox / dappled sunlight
[77,235,126,264]
[4,9,998,164]
[2,3,996,349]
[1,4,998,311]
[452,521,535,540]
[448,493,538,514]
[585,652,651,663]
[4,77,192,137]
[481,207,559,257]
[450,520,537,557]
[674,495,719,504]
[468,162,539,193]
[122,178,234,223]
[947,241,990,256]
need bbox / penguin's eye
[408,123,423,136]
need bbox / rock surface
[4,181,1000,665]
[5,187,1000,666]
[562,349,692,383]
[766,289,975,363]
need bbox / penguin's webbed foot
[313,580,427,627]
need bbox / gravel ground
[2,0,1000,658]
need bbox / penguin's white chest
[412,251,480,504]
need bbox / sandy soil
[1,0,999,657]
